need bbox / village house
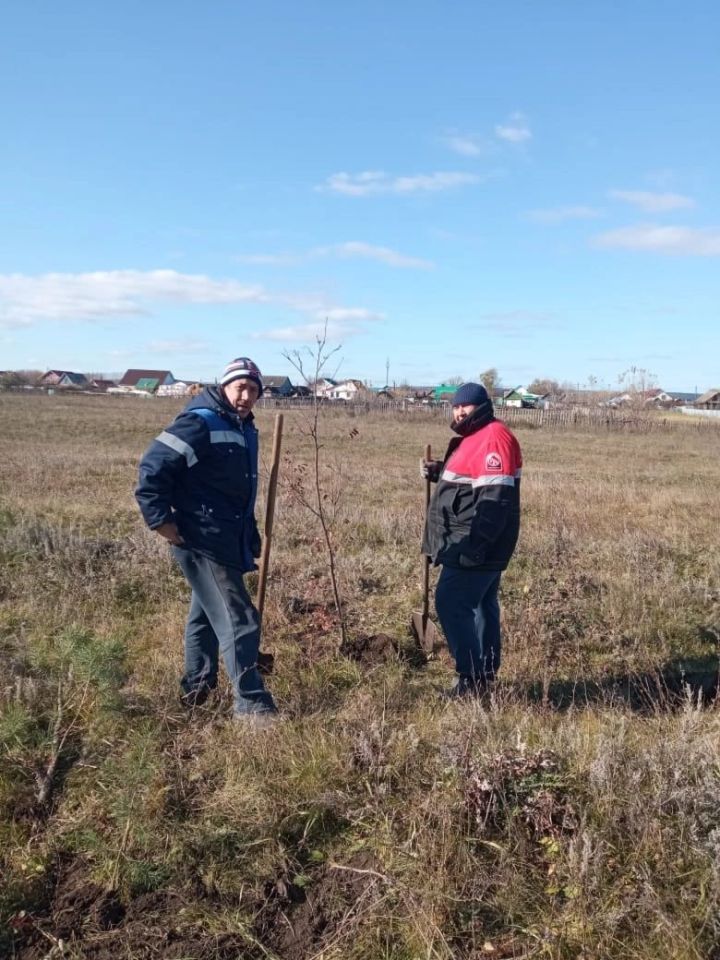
[262,375,294,398]
[157,380,194,397]
[406,387,435,403]
[372,386,395,400]
[312,378,338,398]
[38,370,89,389]
[694,388,720,410]
[643,389,701,408]
[500,387,548,409]
[116,369,175,394]
[325,379,368,401]
[606,388,701,409]
[433,383,459,402]
[0,371,32,390]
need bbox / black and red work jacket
[422,406,522,571]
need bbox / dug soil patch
[253,854,388,960]
[10,860,248,960]
[340,631,428,669]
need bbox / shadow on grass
[521,653,720,713]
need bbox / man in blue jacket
[136,357,277,720]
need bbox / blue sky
[1,0,718,390]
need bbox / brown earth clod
[252,853,387,960]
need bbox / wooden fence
[256,397,720,433]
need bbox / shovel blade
[411,611,440,654]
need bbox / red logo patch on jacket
[485,452,503,471]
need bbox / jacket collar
[191,385,255,428]
[450,399,494,437]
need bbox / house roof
[59,372,89,385]
[667,391,700,402]
[503,385,547,399]
[695,388,720,405]
[136,377,160,391]
[119,369,173,386]
[263,375,293,387]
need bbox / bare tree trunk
[284,324,348,648]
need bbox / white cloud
[607,189,695,212]
[526,206,604,223]
[323,307,382,323]
[443,134,486,157]
[238,241,433,270]
[319,170,480,196]
[593,225,720,256]
[318,241,433,269]
[0,269,267,328]
[0,270,385,348]
[495,112,532,143]
[253,306,383,343]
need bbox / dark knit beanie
[220,357,263,396]
[451,382,489,406]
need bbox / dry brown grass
[1,393,720,959]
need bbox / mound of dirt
[10,860,249,960]
[253,854,387,960]
[340,631,399,664]
[12,852,390,960]
[340,632,428,668]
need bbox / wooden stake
[256,413,283,621]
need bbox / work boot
[441,675,491,701]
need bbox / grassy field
[1,393,720,960]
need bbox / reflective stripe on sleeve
[441,469,473,484]
[155,431,198,467]
[472,474,516,488]
[209,430,246,447]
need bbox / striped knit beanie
[220,357,263,396]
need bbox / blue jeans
[435,566,502,682]
[172,547,276,715]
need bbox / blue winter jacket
[135,386,260,571]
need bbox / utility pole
[385,357,390,388]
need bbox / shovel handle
[256,413,284,621]
[422,443,432,620]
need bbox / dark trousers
[172,547,276,715]
[435,566,502,682]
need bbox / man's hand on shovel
[419,458,442,482]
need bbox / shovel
[411,443,440,654]
[256,413,283,675]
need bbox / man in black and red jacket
[422,382,522,698]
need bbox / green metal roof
[136,377,160,391]
[433,383,458,399]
